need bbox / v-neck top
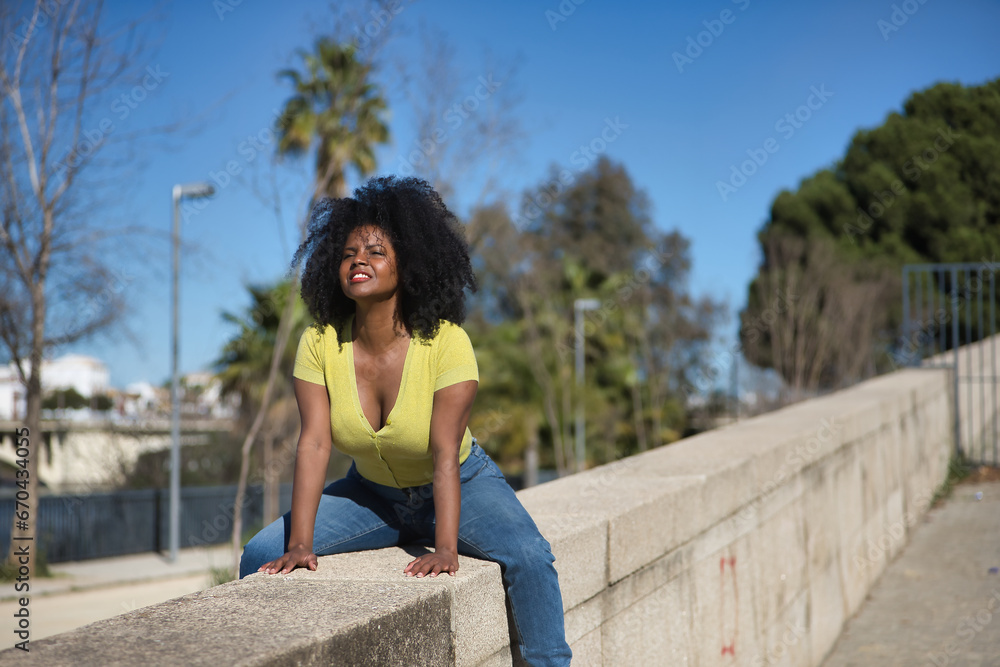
[292,316,479,488]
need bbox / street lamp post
[574,298,600,474]
[170,182,215,563]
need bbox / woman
[239,176,572,666]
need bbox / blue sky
[65,0,1000,388]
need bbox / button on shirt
[292,316,479,488]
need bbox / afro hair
[290,176,477,344]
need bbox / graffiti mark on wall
[720,554,739,657]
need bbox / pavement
[0,543,233,641]
[822,479,1000,667]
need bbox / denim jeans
[240,442,572,667]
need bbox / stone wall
[526,366,952,666]
[925,332,999,463]
[7,364,958,666]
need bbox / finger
[411,557,433,576]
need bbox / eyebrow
[343,243,386,252]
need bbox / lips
[349,271,371,283]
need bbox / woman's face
[339,225,399,303]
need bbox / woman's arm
[403,379,478,578]
[258,377,333,574]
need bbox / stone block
[604,475,705,583]
[601,576,694,666]
[563,593,601,645]
[807,558,847,666]
[568,627,602,667]
[799,463,839,578]
[20,576,454,667]
[529,511,608,612]
[281,549,509,667]
[522,467,705,585]
[752,589,811,667]
[744,498,808,636]
[474,646,513,667]
[624,448,755,545]
[16,548,508,667]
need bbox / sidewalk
[822,478,1000,667]
[2,542,234,600]
[1,543,234,641]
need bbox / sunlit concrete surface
[0,574,209,641]
[822,480,1000,667]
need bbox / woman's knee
[238,538,267,578]
[482,531,556,575]
[517,533,556,566]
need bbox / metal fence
[901,262,999,466]
[0,483,291,563]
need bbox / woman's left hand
[404,549,459,578]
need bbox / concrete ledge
[6,359,968,666]
[4,550,508,667]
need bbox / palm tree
[216,280,308,525]
[276,38,389,200]
[216,281,304,415]
[229,36,390,575]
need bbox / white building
[120,380,164,417]
[182,370,238,419]
[0,364,24,422]
[0,354,110,420]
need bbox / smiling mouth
[349,273,371,283]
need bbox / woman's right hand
[258,545,317,575]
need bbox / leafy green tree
[42,387,87,410]
[216,280,319,522]
[215,280,307,422]
[742,78,1000,392]
[468,157,722,474]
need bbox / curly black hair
[289,176,477,344]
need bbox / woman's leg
[435,445,573,667]
[240,467,406,578]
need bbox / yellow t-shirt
[292,316,479,488]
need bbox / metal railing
[901,262,998,465]
[0,483,291,563]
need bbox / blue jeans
[240,443,572,667]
